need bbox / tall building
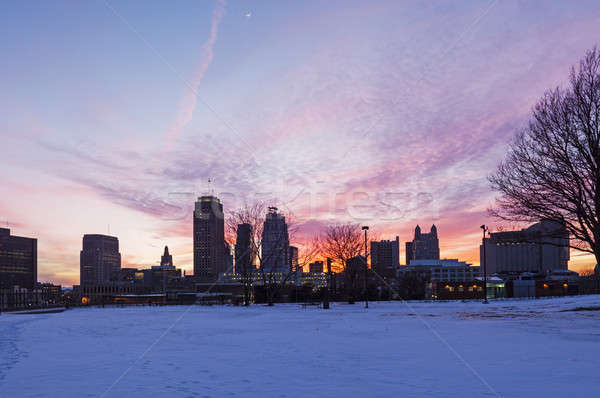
[235,223,254,274]
[160,246,173,267]
[0,228,37,290]
[481,220,570,277]
[261,207,290,273]
[80,234,121,286]
[193,195,225,280]
[224,242,234,274]
[405,225,440,264]
[371,236,399,276]
[288,245,299,272]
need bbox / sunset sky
[2,0,600,286]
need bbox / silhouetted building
[371,236,399,276]
[0,228,37,290]
[142,265,183,293]
[80,234,121,286]
[193,195,225,281]
[405,225,440,264]
[38,282,62,297]
[289,245,299,272]
[309,261,324,273]
[300,271,328,289]
[261,207,290,273]
[160,246,173,267]
[113,267,138,282]
[224,242,234,274]
[481,220,570,277]
[235,223,254,274]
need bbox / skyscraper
[261,207,290,273]
[224,242,234,274]
[0,228,37,290]
[80,234,121,286]
[235,223,253,274]
[405,225,440,264]
[371,236,399,276]
[160,246,173,267]
[193,195,225,281]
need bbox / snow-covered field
[1,296,600,398]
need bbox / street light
[480,224,489,304]
[362,226,369,309]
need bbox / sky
[2,0,600,286]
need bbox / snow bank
[1,296,599,397]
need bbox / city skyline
[3,1,600,285]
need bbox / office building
[481,220,570,277]
[193,195,225,281]
[371,236,399,276]
[402,259,479,282]
[235,223,254,274]
[0,228,37,290]
[261,207,290,273]
[224,242,234,274]
[160,246,173,267]
[80,234,121,286]
[405,225,440,264]
[309,261,324,273]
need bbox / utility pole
[362,226,369,309]
[480,225,489,304]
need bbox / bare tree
[317,223,365,303]
[226,202,265,306]
[318,223,363,271]
[490,47,600,264]
[226,201,318,306]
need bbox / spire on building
[160,245,173,267]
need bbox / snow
[1,296,600,397]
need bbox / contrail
[165,0,227,147]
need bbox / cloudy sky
[2,0,600,285]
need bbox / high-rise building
[80,234,121,286]
[0,228,37,290]
[235,223,253,274]
[224,242,234,274]
[371,236,399,276]
[193,195,225,280]
[481,220,570,277]
[261,207,290,273]
[405,225,440,264]
[288,245,299,272]
[160,246,173,267]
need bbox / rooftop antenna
[207,178,214,195]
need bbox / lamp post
[323,257,331,309]
[362,226,369,309]
[480,224,489,304]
